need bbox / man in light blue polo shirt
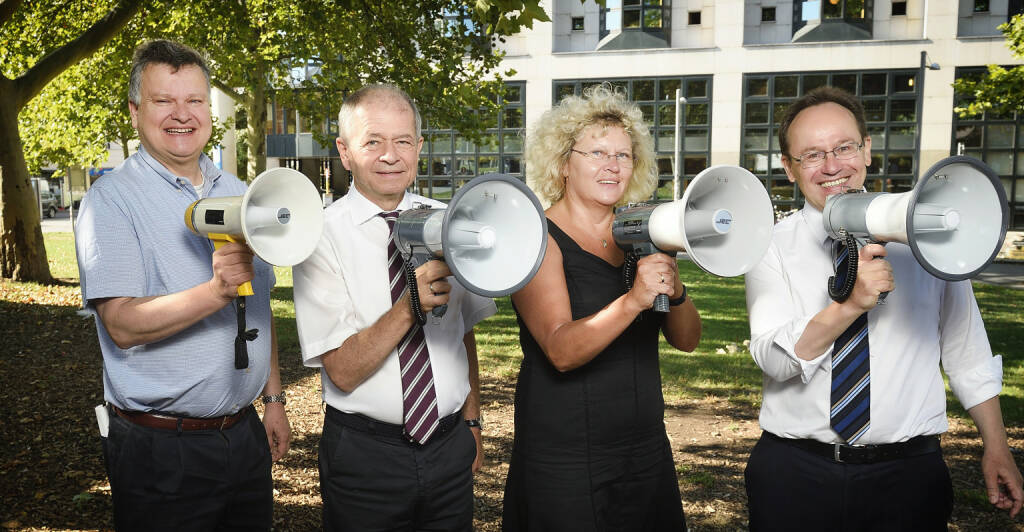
[75,40,289,531]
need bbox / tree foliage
[953,14,1024,118]
[156,0,549,179]
[3,0,548,281]
[1,0,144,282]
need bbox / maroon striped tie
[380,212,440,443]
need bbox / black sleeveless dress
[502,221,686,532]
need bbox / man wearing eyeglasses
[743,86,1022,530]
[292,84,495,531]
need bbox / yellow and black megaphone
[184,167,324,369]
[185,167,325,295]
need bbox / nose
[171,101,191,121]
[378,141,400,164]
[821,150,842,173]
[604,155,621,171]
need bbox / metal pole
[295,109,301,170]
[673,89,686,200]
[914,50,926,183]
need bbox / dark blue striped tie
[830,238,871,444]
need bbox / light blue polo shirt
[75,146,275,417]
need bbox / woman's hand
[626,252,680,312]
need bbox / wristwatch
[261,393,286,406]
[667,284,687,306]
[464,419,482,429]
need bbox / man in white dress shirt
[744,86,1022,530]
[293,84,495,531]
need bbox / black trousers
[101,406,273,532]
[319,406,477,532]
[745,432,953,532]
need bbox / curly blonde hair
[525,83,657,207]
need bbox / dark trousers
[745,431,952,532]
[101,406,273,532]
[319,406,477,532]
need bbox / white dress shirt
[745,204,1002,444]
[293,185,497,424]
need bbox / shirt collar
[800,203,830,246]
[136,144,222,189]
[347,184,417,226]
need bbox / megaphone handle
[653,294,670,313]
[212,237,255,296]
[873,242,890,305]
[432,304,448,319]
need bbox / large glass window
[740,70,920,212]
[553,76,712,200]
[600,0,672,44]
[416,82,525,200]
[792,0,873,41]
[954,67,1023,228]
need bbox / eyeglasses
[570,149,634,167]
[790,141,863,169]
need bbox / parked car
[31,178,59,218]
[38,190,58,218]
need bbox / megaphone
[185,167,326,295]
[393,173,547,324]
[185,167,325,369]
[613,165,776,312]
[822,155,1008,290]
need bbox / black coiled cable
[404,259,428,326]
[828,232,859,303]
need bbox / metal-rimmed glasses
[570,148,634,167]
[790,141,864,169]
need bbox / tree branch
[212,78,243,102]
[0,0,24,29]
[14,0,143,109]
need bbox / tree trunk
[0,84,53,282]
[245,74,267,181]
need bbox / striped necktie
[380,211,440,444]
[829,238,871,444]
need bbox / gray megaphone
[393,173,548,323]
[613,165,776,312]
[823,156,1008,292]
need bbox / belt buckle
[220,415,229,430]
[833,443,844,463]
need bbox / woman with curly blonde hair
[502,84,701,531]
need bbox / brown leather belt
[112,405,251,431]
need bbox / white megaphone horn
[822,155,1008,291]
[185,167,325,369]
[393,173,547,324]
[612,165,776,312]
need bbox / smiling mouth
[165,128,194,135]
[598,179,619,185]
[820,177,848,188]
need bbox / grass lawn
[41,232,1024,423]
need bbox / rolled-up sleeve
[75,185,146,306]
[940,280,1002,410]
[746,245,830,384]
[293,237,358,368]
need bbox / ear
[862,136,872,167]
[129,101,139,130]
[781,155,797,184]
[336,137,352,171]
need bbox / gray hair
[128,40,211,105]
[337,84,422,143]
